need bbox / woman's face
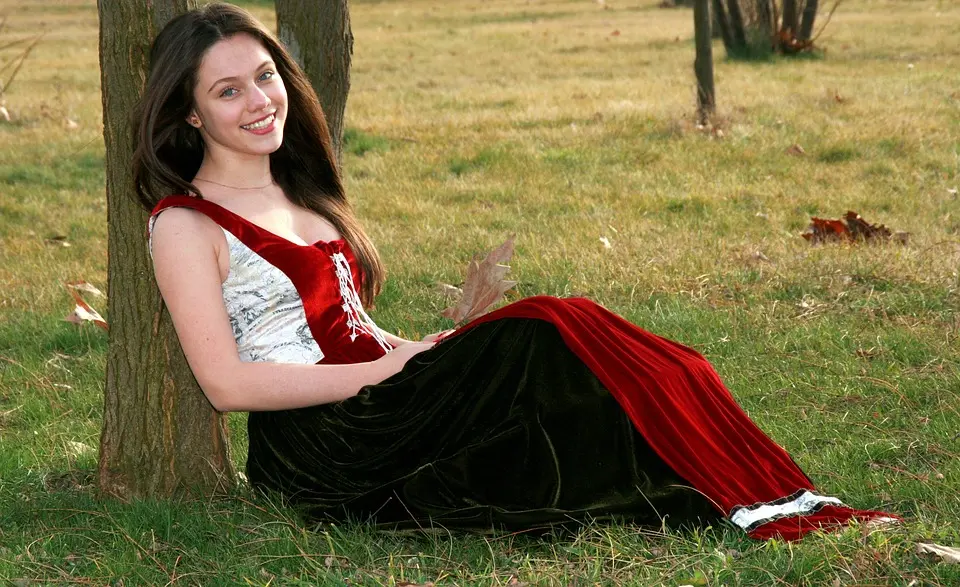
[190,33,288,159]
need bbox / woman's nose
[248,86,271,111]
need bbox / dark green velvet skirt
[246,318,720,531]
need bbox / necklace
[193,177,275,190]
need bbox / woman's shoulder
[149,200,226,255]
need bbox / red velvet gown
[150,195,895,541]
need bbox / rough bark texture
[712,0,735,53]
[98,0,236,499]
[756,0,776,39]
[693,0,715,125]
[797,0,818,42]
[276,0,353,164]
[726,0,748,48]
[781,0,799,35]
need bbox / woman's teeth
[242,114,275,130]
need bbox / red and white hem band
[730,489,843,532]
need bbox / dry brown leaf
[66,281,104,297]
[786,143,806,156]
[45,235,71,247]
[441,236,517,325]
[802,210,908,245]
[916,542,960,564]
[434,283,463,299]
[63,283,108,331]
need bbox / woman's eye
[220,87,238,98]
[258,70,274,82]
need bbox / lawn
[1,0,959,584]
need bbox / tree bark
[275,0,353,165]
[98,0,236,499]
[797,0,819,42]
[726,0,748,50]
[781,0,799,36]
[712,0,735,52]
[756,0,776,40]
[693,0,715,125]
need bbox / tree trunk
[781,0,799,36]
[712,0,735,52]
[693,0,715,125]
[756,0,776,40]
[797,0,819,42]
[726,0,748,49]
[276,0,353,166]
[98,0,236,499]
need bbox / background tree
[97,0,237,499]
[711,0,836,57]
[693,0,715,125]
[276,0,353,162]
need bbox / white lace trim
[330,252,392,353]
[729,490,843,531]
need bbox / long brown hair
[132,2,384,305]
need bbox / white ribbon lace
[330,252,391,353]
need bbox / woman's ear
[186,111,202,128]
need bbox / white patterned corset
[148,213,324,365]
[218,230,324,364]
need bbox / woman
[135,3,892,540]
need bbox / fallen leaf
[916,542,960,564]
[0,105,10,122]
[66,281,104,297]
[599,236,612,249]
[65,441,94,458]
[45,235,71,247]
[441,236,517,325]
[801,211,906,245]
[434,283,463,298]
[63,283,108,331]
[786,143,807,156]
[610,30,620,36]
[65,118,79,130]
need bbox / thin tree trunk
[797,0,819,42]
[276,0,353,166]
[781,0,799,36]
[756,0,776,40]
[712,0,735,53]
[726,0,748,50]
[693,0,715,125]
[98,0,236,499]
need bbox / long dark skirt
[246,318,720,531]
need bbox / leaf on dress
[441,235,517,326]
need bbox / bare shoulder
[151,206,221,248]
[150,206,229,282]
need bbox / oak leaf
[441,236,517,326]
[801,211,908,245]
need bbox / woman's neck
[193,148,273,189]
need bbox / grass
[1,0,959,583]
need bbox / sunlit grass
[1,0,958,583]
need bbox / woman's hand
[422,329,456,343]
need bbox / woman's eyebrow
[208,60,274,92]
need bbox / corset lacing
[330,252,392,353]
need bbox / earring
[189,116,201,128]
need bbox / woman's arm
[377,327,412,347]
[151,208,432,412]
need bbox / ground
[0,0,958,584]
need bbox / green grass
[2,0,960,584]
